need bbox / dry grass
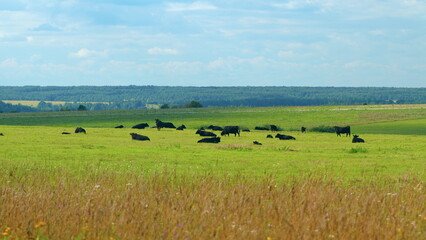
[1,169,426,240]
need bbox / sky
[0,0,425,87]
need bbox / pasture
[1,104,426,239]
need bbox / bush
[310,125,335,133]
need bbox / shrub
[310,125,335,133]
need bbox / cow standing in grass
[221,126,240,136]
[301,127,306,133]
[334,126,351,137]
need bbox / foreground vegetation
[1,170,426,239]
[1,105,425,239]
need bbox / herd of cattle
[28,119,365,145]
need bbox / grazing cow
[62,132,71,135]
[198,137,221,143]
[115,125,124,128]
[253,141,262,145]
[155,119,176,130]
[221,126,240,137]
[270,125,279,132]
[207,125,224,131]
[130,133,150,141]
[352,135,365,143]
[266,134,273,138]
[132,123,149,129]
[334,126,351,137]
[75,127,86,134]
[275,133,296,140]
[255,126,269,131]
[301,127,306,133]
[196,129,217,137]
[176,125,186,130]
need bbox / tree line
[0,86,425,113]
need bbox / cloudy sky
[0,0,425,87]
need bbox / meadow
[1,104,426,239]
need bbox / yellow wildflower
[1,232,9,236]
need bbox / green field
[2,105,426,239]
[1,104,425,180]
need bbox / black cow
[115,125,124,128]
[221,126,240,136]
[196,129,217,137]
[130,133,150,141]
[301,127,306,133]
[198,137,221,143]
[266,134,273,138]
[176,125,186,130]
[62,132,71,135]
[352,135,365,143]
[207,125,224,131]
[275,133,296,140]
[155,119,176,130]
[253,141,262,145]
[75,127,86,134]
[255,126,269,131]
[242,129,250,132]
[270,125,279,132]
[334,126,351,137]
[0,133,4,136]
[132,123,149,129]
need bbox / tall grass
[1,169,426,239]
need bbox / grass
[1,170,426,239]
[1,104,426,239]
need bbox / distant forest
[0,86,425,112]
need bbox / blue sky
[0,0,425,87]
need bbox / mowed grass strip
[1,170,426,239]
[354,118,426,135]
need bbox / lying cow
[275,133,296,140]
[196,129,217,137]
[75,127,86,134]
[62,132,71,135]
[0,133,4,136]
[115,125,124,128]
[266,134,273,138]
[207,125,223,131]
[198,137,221,143]
[221,126,240,136]
[132,123,149,129]
[352,135,365,143]
[253,141,262,145]
[176,125,186,130]
[155,119,176,130]
[130,133,150,141]
[334,126,351,137]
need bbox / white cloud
[166,1,217,12]
[278,50,294,57]
[69,48,107,58]
[147,47,179,55]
